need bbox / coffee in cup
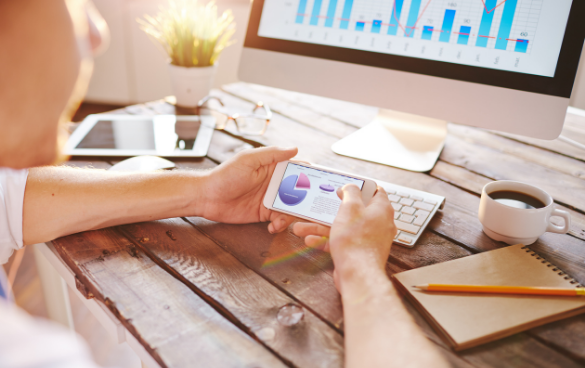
[478,180,571,245]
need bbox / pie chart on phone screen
[278,173,310,206]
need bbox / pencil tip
[414,284,428,290]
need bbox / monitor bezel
[244,0,585,98]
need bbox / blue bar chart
[404,0,422,38]
[324,0,337,27]
[295,0,307,24]
[422,26,433,40]
[475,0,496,47]
[292,0,536,54]
[259,0,564,77]
[339,0,353,29]
[515,39,529,53]
[495,0,519,50]
[371,20,382,34]
[310,0,323,25]
[439,9,456,43]
[458,26,471,45]
[387,0,404,36]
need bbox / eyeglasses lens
[236,117,267,135]
[202,99,229,129]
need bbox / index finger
[340,184,364,207]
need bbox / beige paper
[393,244,585,350]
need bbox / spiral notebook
[392,244,585,351]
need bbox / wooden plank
[496,112,585,162]
[448,124,585,182]
[186,217,579,368]
[98,94,585,365]
[443,126,585,212]
[199,87,585,364]
[222,82,376,130]
[118,218,345,368]
[52,229,287,368]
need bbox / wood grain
[495,112,585,162]
[52,85,585,367]
[52,229,287,368]
[442,128,585,212]
[207,85,585,364]
[118,218,345,368]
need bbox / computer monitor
[239,0,585,172]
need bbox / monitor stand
[331,109,448,172]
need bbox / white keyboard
[376,180,445,248]
[312,164,445,248]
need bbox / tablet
[64,114,215,157]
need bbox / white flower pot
[168,64,217,108]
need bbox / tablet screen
[75,118,201,151]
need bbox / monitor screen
[258,0,572,78]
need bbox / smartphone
[263,161,377,226]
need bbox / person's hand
[293,185,396,292]
[200,146,298,234]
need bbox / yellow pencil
[414,284,585,296]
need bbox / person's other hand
[293,185,396,292]
[201,146,298,234]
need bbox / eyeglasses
[196,96,271,135]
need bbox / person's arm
[23,146,298,245]
[293,186,449,368]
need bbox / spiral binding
[520,245,583,288]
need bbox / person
[0,0,449,367]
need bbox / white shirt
[0,168,28,264]
[0,168,104,368]
[0,300,101,368]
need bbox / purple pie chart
[278,175,308,206]
[319,184,335,192]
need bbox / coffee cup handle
[546,208,571,234]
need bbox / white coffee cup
[478,180,571,245]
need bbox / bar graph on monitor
[260,0,569,77]
[294,0,537,53]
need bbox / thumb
[244,146,298,167]
[340,184,363,206]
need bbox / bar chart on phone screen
[257,0,573,77]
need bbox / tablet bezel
[64,114,216,157]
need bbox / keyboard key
[413,201,434,211]
[388,194,401,203]
[394,212,400,220]
[397,191,410,198]
[401,206,416,215]
[424,198,438,205]
[399,198,414,206]
[391,202,403,211]
[414,210,430,226]
[415,210,430,220]
[397,233,415,245]
[399,214,415,223]
[385,188,396,195]
[411,195,424,202]
[395,220,421,235]
[413,216,426,226]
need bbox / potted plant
[138,0,235,107]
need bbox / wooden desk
[52,82,585,368]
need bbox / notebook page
[393,244,585,347]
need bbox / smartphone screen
[273,163,365,224]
